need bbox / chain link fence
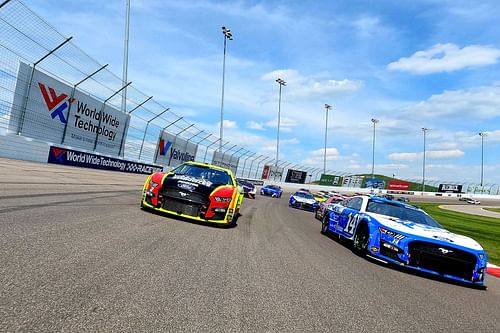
[0,0,496,193]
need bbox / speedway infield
[1,158,500,332]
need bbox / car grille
[408,241,477,280]
[162,198,202,217]
[297,202,313,209]
[161,188,208,205]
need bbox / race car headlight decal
[149,180,159,188]
[379,227,405,240]
[214,196,232,203]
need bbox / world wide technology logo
[38,82,74,124]
[51,147,66,162]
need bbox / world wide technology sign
[155,130,198,167]
[9,62,130,156]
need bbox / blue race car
[289,191,319,211]
[260,185,283,198]
[321,195,488,285]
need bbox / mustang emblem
[438,247,453,254]
[179,192,188,197]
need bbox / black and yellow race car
[141,161,244,226]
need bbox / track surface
[1,159,500,332]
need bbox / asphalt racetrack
[1,158,499,332]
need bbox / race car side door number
[343,213,359,235]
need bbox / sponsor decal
[48,146,162,174]
[172,175,212,187]
[433,235,454,243]
[178,181,197,191]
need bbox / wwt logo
[38,82,74,124]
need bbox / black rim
[354,226,368,251]
[322,217,328,233]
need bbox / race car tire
[353,223,369,255]
[321,215,329,235]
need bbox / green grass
[484,208,500,213]
[413,202,500,265]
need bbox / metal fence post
[17,37,73,135]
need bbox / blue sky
[24,0,500,184]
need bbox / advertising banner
[387,180,410,191]
[365,178,385,189]
[262,165,284,181]
[342,176,364,188]
[47,146,162,174]
[438,184,463,193]
[212,151,240,175]
[9,62,130,156]
[155,130,198,167]
[261,165,270,180]
[319,174,342,186]
[285,169,307,184]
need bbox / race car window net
[366,201,442,228]
[171,164,232,186]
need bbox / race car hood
[163,174,222,196]
[368,213,484,251]
[292,196,316,204]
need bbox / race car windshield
[173,164,232,185]
[366,201,442,228]
[295,192,314,199]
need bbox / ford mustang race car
[321,195,488,285]
[141,161,244,226]
[315,196,344,221]
[289,191,319,211]
[237,178,256,199]
[260,185,283,198]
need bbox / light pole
[479,132,487,186]
[421,127,429,193]
[324,104,332,177]
[275,78,286,166]
[371,118,379,181]
[219,26,233,152]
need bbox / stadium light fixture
[275,78,286,166]
[219,26,233,152]
[324,104,332,177]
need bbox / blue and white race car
[321,195,488,285]
[260,185,283,198]
[289,191,319,211]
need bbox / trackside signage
[9,62,130,156]
[48,146,163,174]
[154,130,198,167]
[438,184,463,193]
[387,180,410,191]
[261,165,284,181]
[212,151,239,175]
[319,174,342,186]
[285,169,307,184]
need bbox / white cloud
[246,120,264,130]
[387,43,500,74]
[222,120,238,129]
[261,69,363,98]
[389,149,464,161]
[403,84,500,120]
[264,116,298,132]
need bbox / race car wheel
[353,223,369,255]
[321,215,329,235]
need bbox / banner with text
[154,130,198,167]
[387,180,410,191]
[342,176,364,188]
[365,178,386,189]
[438,184,463,193]
[285,169,307,184]
[319,174,343,186]
[9,62,130,156]
[47,146,162,174]
[212,151,240,175]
